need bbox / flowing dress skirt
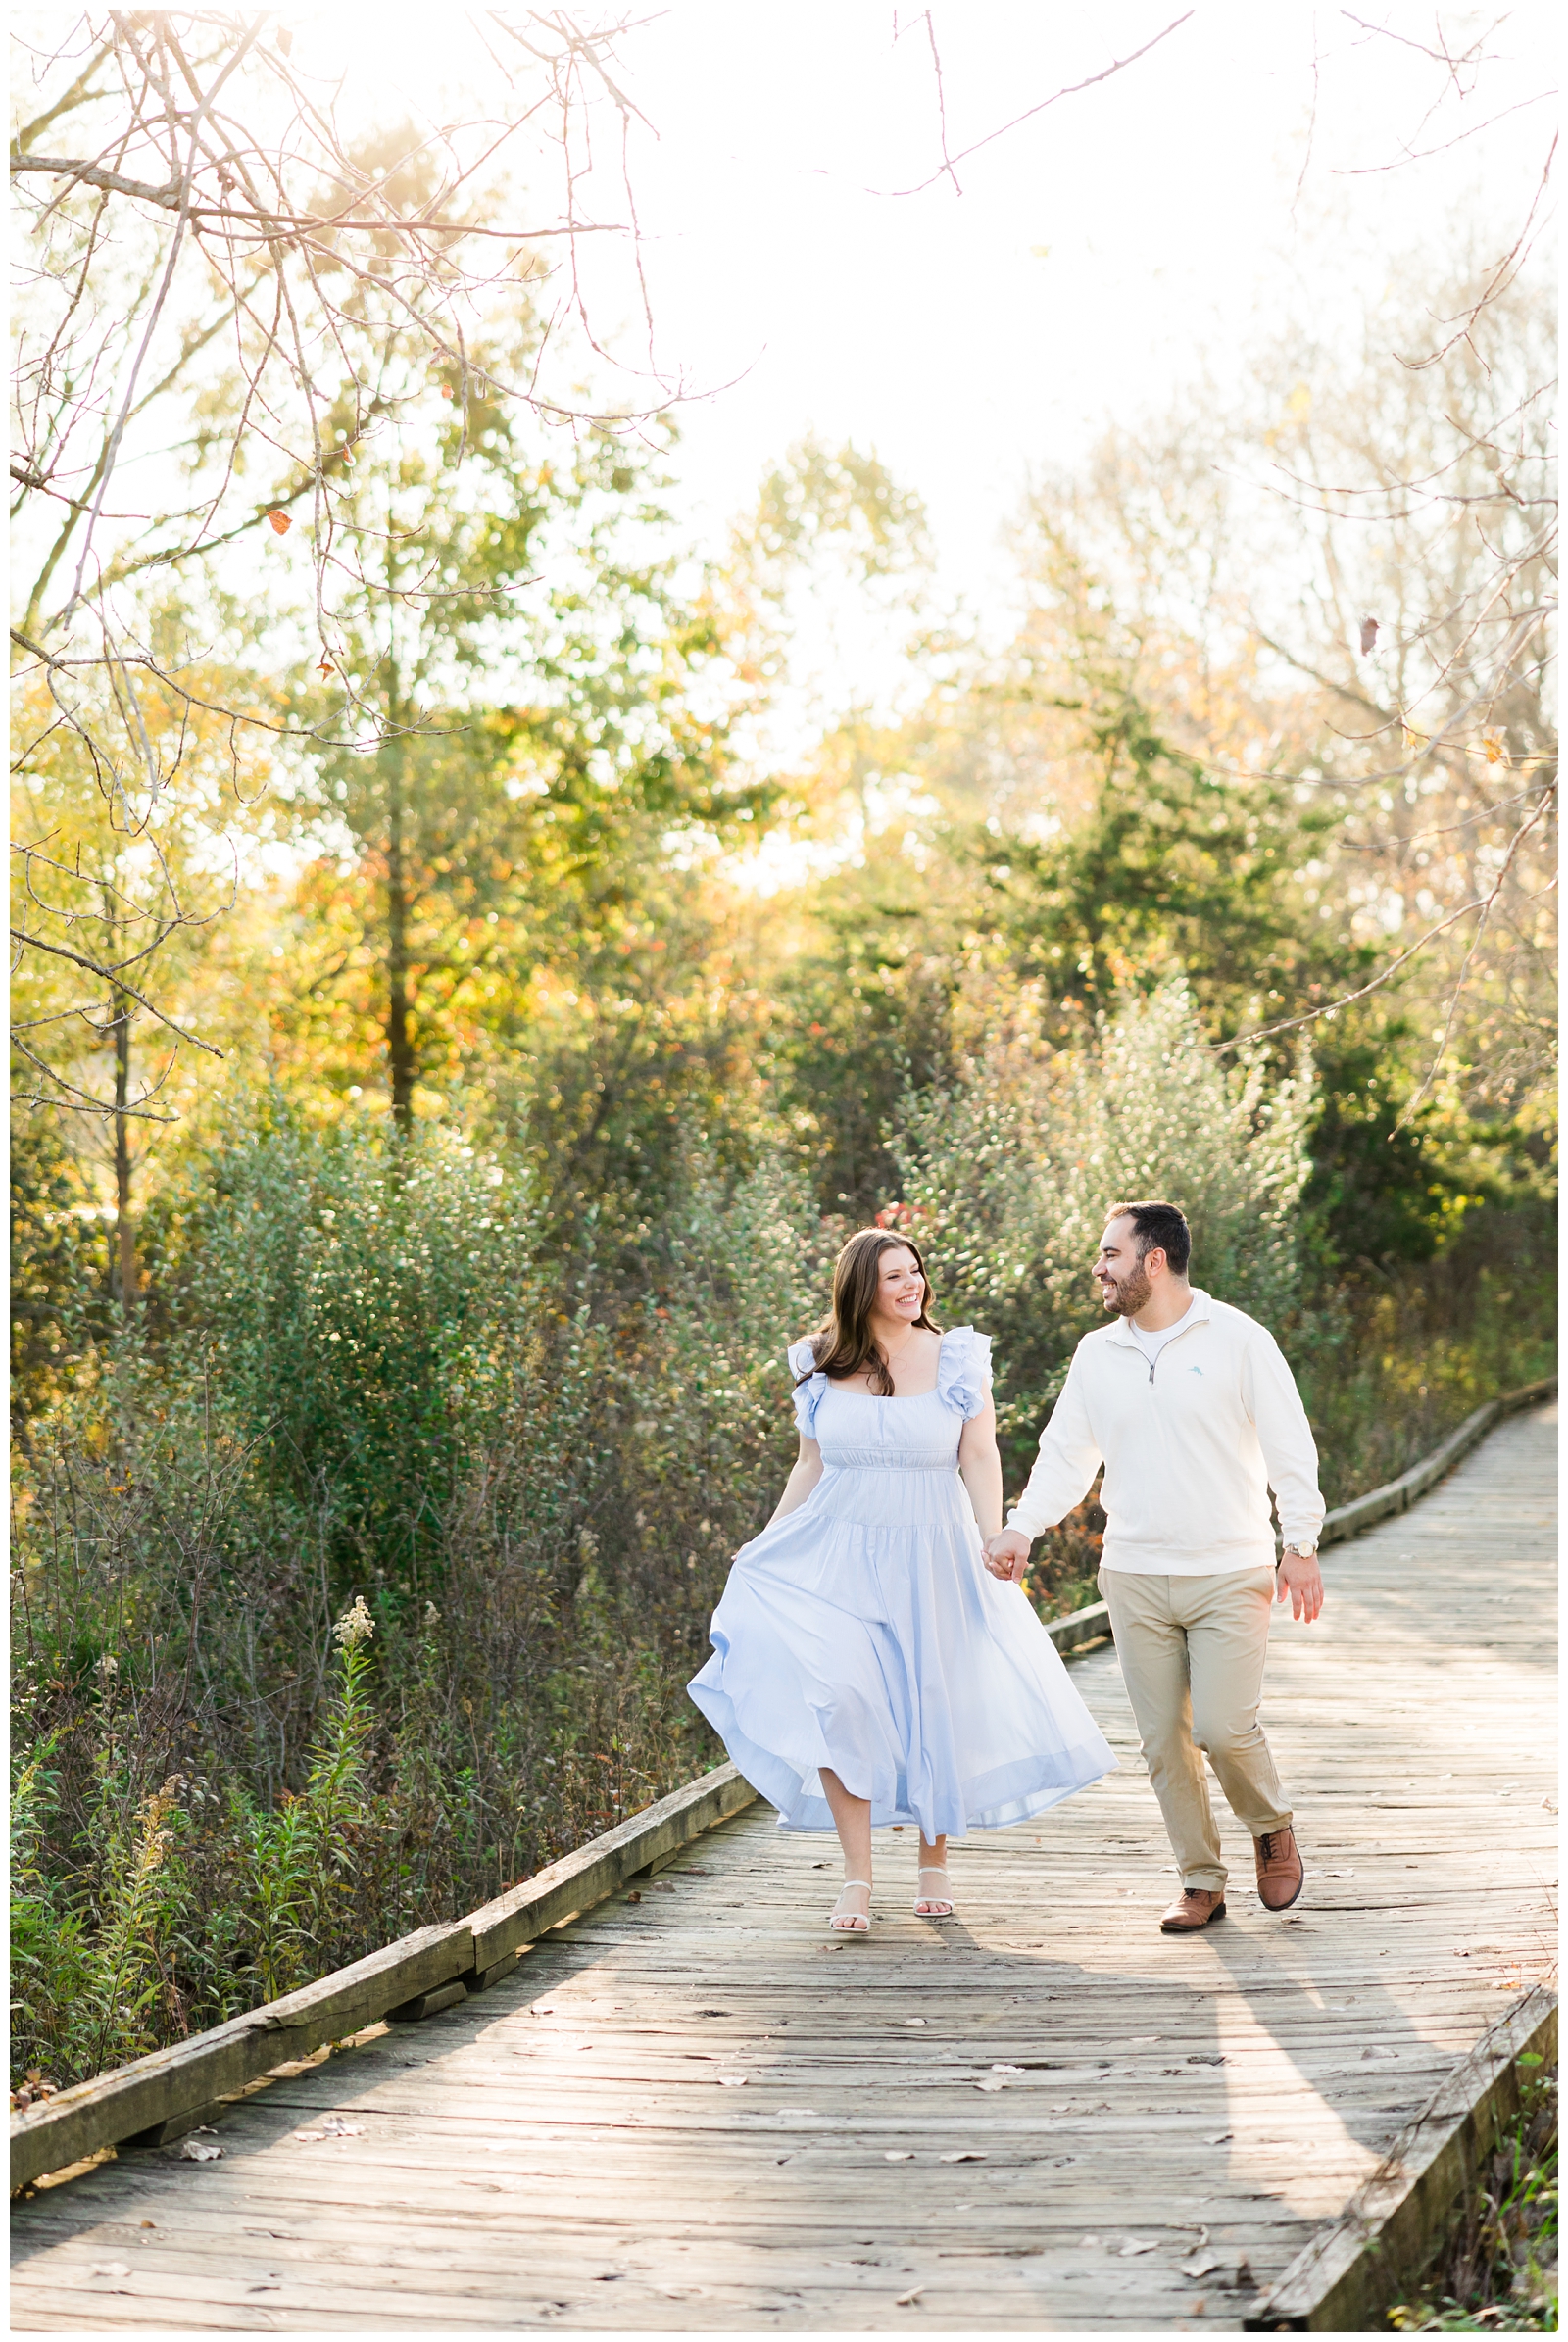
[688,1374,1117,1839]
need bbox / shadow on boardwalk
[11,1407,1557,2332]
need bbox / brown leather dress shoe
[1254,1827,1304,1911]
[1159,1887,1227,1932]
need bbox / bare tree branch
[873,13,1195,196]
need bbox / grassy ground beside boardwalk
[1388,2061,1558,2332]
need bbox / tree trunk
[112,989,137,1307]
[382,683,416,1132]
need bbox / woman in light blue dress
[688,1228,1117,1932]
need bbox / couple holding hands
[689,1201,1325,1934]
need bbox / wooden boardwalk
[12,1405,1557,2332]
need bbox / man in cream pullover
[984,1199,1325,1932]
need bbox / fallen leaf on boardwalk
[903,2018,928,2027]
[1078,2234,1102,2249]
[1119,2237,1160,2256]
[975,2078,1008,2092]
[991,2063,1024,2073]
[885,2151,914,2162]
[625,1890,641,1903]
[178,2138,222,2161]
[939,2151,985,2163]
[290,2130,325,2143]
[318,2117,365,2135]
[1205,2132,1234,2145]
[265,510,291,534]
[895,2287,924,2307]
[1187,2053,1225,2065]
[91,2263,131,2278]
[1180,2252,1226,2279]
[717,2074,749,2087]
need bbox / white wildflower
[333,1595,375,1650]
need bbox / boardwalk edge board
[1245,1983,1558,2332]
[10,1764,755,2192]
[1312,1374,1556,1547]
[11,1379,1554,2197]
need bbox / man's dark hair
[1107,1199,1192,1276]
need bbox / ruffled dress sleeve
[937,1326,993,1421]
[787,1338,828,1440]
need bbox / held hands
[983,1528,1032,1584]
[1277,1548,1325,1624]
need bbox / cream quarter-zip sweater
[1007,1290,1325,1573]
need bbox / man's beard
[1099,1260,1152,1317]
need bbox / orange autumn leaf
[266,509,292,535]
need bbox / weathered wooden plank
[1043,1597,1112,1654]
[466,1761,758,1970]
[11,1763,758,2192]
[10,1924,473,2191]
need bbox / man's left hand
[1277,1548,1324,1624]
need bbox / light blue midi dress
[688,1327,1117,1838]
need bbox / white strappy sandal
[914,1866,955,1919]
[829,1879,873,1932]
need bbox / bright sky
[23,5,1548,753]
[301,5,1551,638]
[612,3,1554,619]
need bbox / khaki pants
[1099,1565,1292,1893]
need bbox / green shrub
[895,976,1313,1458]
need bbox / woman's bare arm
[762,1435,824,1530]
[958,1395,1004,1542]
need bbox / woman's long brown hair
[798,1229,942,1396]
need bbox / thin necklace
[876,1325,920,1370]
